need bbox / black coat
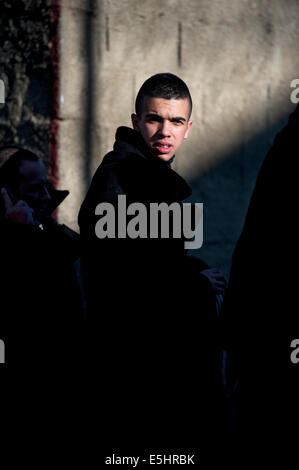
[79,127,211,302]
[0,189,83,365]
[79,127,227,447]
[220,104,299,441]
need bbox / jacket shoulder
[78,151,126,229]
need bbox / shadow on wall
[184,110,291,279]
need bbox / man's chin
[155,153,174,162]
[151,149,174,162]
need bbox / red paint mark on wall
[49,0,60,190]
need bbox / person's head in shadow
[0,146,69,225]
[0,146,52,219]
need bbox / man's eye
[173,120,184,125]
[29,184,43,192]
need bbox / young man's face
[131,97,192,162]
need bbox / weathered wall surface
[1,0,299,277]
[0,0,55,169]
[58,0,299,276]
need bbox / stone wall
[0,1,55,167]
[1,0,299,277]
[58,0,299,277]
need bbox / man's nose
[41,186,51,201]
[159,120,171,136]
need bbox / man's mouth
[153,142,173,154]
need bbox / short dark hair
[135,73,192,118]
[0,146,40,192]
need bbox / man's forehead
[142,97,190,118]
[19,160,47,181]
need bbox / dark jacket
[79,127,227,446]
[220,104,299,439]
[79,127,212,301]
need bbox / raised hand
[1,187,34,225]
[201,268,226,295]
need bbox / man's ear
[184,120,192,139]
[131,113,140,131]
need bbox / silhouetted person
[0,146,83,364]
[79,74,227,449]
[221,104,299,456]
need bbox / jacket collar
[113,126,191,202]
[115,126,175,168]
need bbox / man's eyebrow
[145,113,162,119]
[28,178,47,184]
[171,116,187,122]
[145,113,186,122]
